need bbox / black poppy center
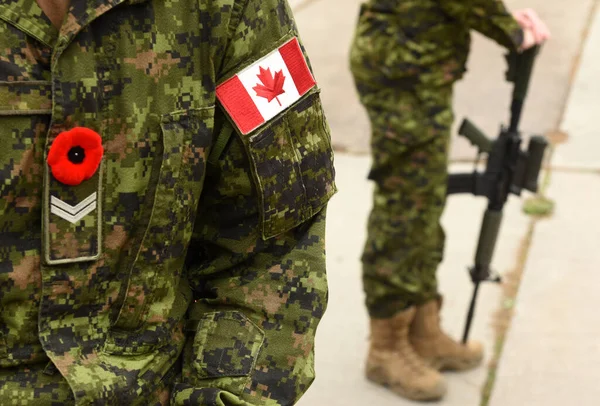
[68,146,86,164]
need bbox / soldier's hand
[513,8,551,50]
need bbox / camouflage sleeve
[438,0,524,50]
[171,0,336,405]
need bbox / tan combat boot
[409,298,484,371]
[366,307,447,401]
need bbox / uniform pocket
[0,81,52,198]
[187,311,265,394]
[0,80,51,364]
[105,107,214,353]
[245,90,336,239]
[0,80,52,115]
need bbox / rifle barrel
[507,46,540,132]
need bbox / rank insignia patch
[50,192,97,224]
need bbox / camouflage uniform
[0,0,336,405]
[349,0,523,318]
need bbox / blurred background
[290,0,600,405]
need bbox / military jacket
[350,0,524,88]
[0,0,336,404]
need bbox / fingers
[513,8,551,45]
[520,28,537,50]
[522,9,551,42]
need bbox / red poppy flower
[47,127,104,186]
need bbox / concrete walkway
[297,157,530,406]
[289,0,600,405]
[489,5,600,405]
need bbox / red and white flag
[216,37,317,135]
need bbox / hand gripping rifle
[446,45,548,343]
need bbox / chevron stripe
[50,193,97,224]
[50,192,97,215]
[51,201,97,224]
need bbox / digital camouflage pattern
[0,0,336,404]
[349,0,522,318]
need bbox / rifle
[446,45,548,343]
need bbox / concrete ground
[290,0,600,405]
[297,157,530,406]
[489,5,600,405]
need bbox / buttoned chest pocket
[105,107,215,354]
[243,90,336,239]
[0,80,51,251]
[0,80,52,365]
[0,80,52,211]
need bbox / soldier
[349,1,549,401]
[0,0,336,405]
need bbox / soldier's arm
[171,0,335,405]
[438,0,524,50]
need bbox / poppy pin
[47,127,104,186]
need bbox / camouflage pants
[357,83,454,318]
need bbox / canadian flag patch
[216,37,317,135]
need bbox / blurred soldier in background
[349,1,550,401]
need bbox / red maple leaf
[253,66,286,106]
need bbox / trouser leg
[360,85,454,319]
